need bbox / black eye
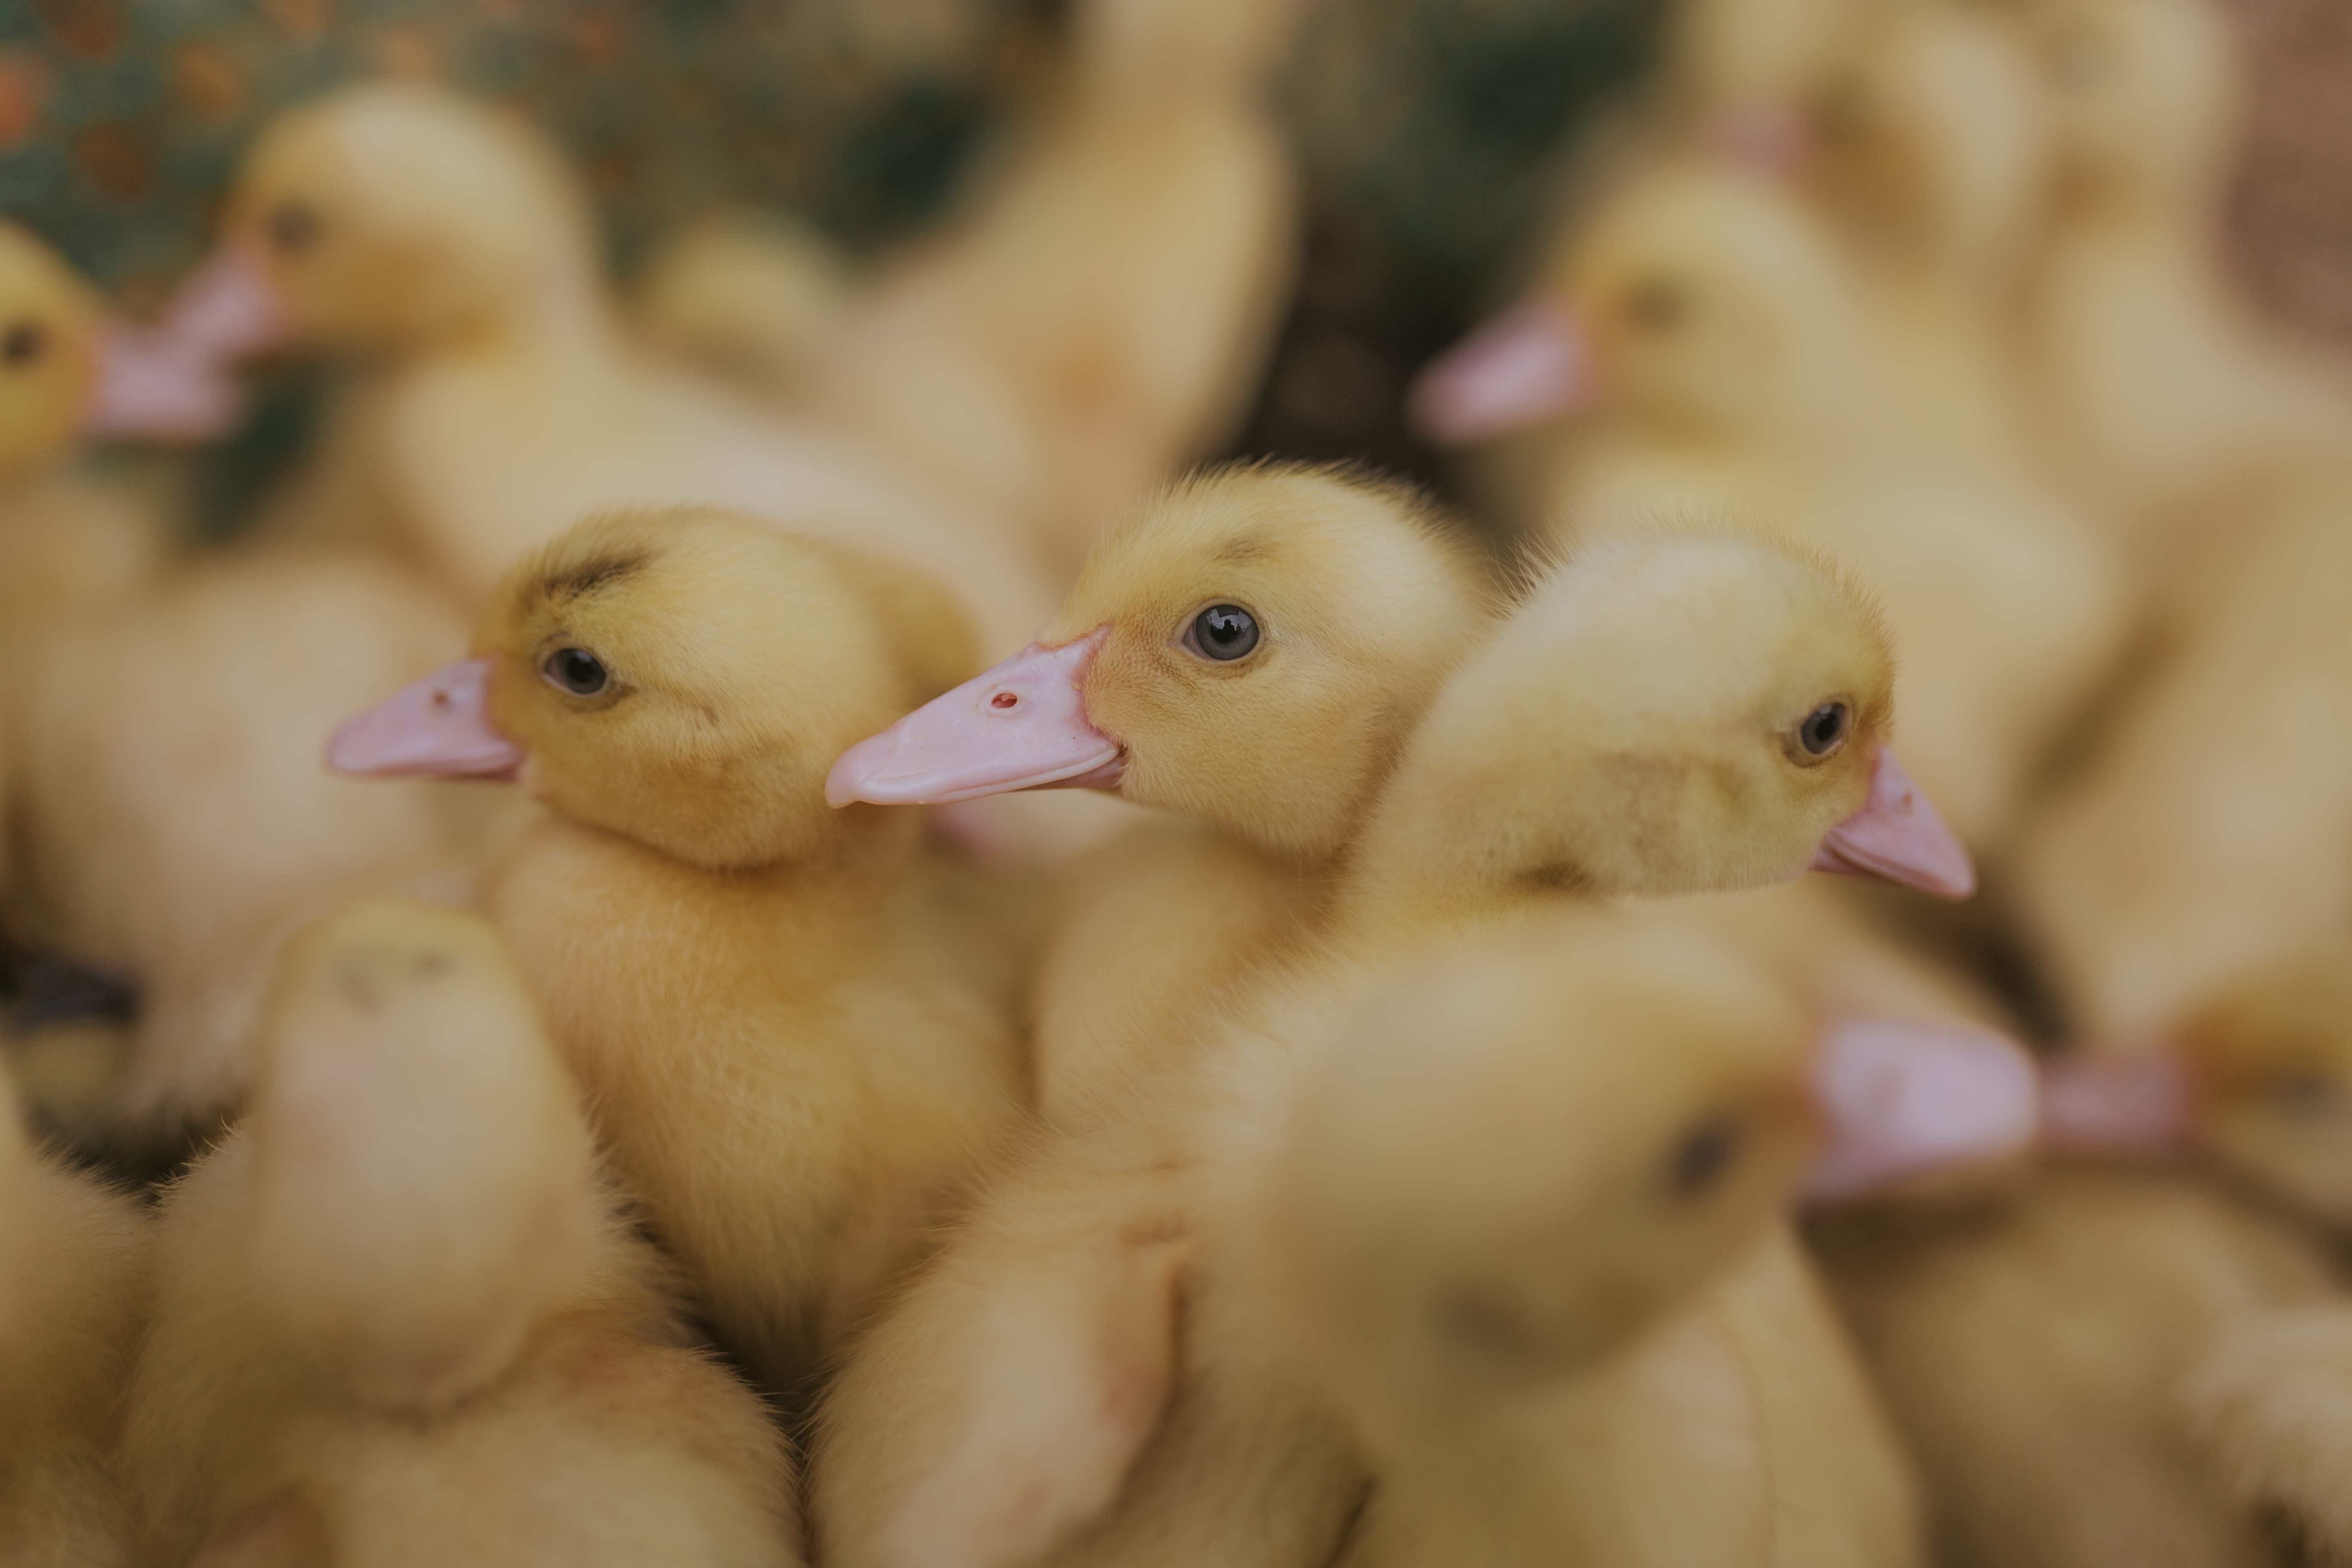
[1,318,46,368]
[1798,701,1850,759]
[1668,1116,1743,1198]
[1625,278,1688,332]
[542,647,609,696]
[1187,603,1260,662]
[269,200,322,254]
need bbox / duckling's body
[333,509,1025,1386]
[4,547,510,1151]
[122,901,799,1568]
[0,1074,147,1567]
[814,530,1969,1568]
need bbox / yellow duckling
[4,541,505,1153]
[0,1066,146,1566]
[1412,160,2129,849]
[811,530,1994,1568]
[1252,911,1896,1568]
[0,224,172,672]
[1819,952,2352,1568]
[2005,0,2352,549]
[163,82,1054,658]
[802,0,1304,570]
[833,462,1498,1119]
[632,210,854,399]
[330,508,1024,1388]
[122,900,799,1568]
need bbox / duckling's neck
[1333,779,1602,956]
[449,263,627,368]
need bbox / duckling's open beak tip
[1408,300,1592,446]
[1810,749,1976,899]
[327,658,524,781]
[81,242,288,443]
[1804,1021,2040,1202]
[2040,1051,2192,1156]
[826,631,1123,808]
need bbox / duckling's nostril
[990,692,1019,710]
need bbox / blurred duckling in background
[633,210,855,399]
[122,900,800,1568]
[0,225,172,672]
[1250,912,1899,1568]
[331,508,1027,1390]
[0,1067,147,1567]
[3,541,507,1155]
[1412,159,2128,851]
[154,82,1056,661]
[2012,477,2352,1048]
[1662,0,1868,167]
[1815,953,2352,1568]
[831,462,1498,1121]
[800,0,1304,572]
[811,530,1992,1568]
[2003,0,2352,557]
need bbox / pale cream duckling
[2004,0,2352,548]
[164,82,1055,659]
[1251,913,1894,1568]
[329,508,1023,1388]
[833,462,1497,1120]
[810,531,2002,1568]
[4,544,504,1153]
[0,1066,147,1566]
[2012,478,2352,1047]
[632,210,855,398]
[1411,160,2129,849]
[801,0,1304,570]
[122,899,799,1568]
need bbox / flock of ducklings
[4,0,2352,1563]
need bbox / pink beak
[2039,1052,2193,1157]
[1406,300,1594,446]
[327,659,525,781]
[1804,1020,2040,1202]
[827,628,1124,808]
[1811,749,1976,899]
[82,244,289,443]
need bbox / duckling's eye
[542,646,609,696]
[1,318,46,368]
[1796,701,1851,760]
[269,201,323,255]
[1667,1115,1744,1199]
[1624,278,1689,333]
[1184,603,1261,662]
[2269,1070,2340,1118]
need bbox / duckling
[1664,0,1868,168]
[1812,952,2352,1568]
[0,1066,146,1566]
[3,545,508,1155]
[1411,160,2129,849]
[179,82,1056,658]
[122,899,800,1568]
[632,210,855,399]
[2012,473,2352,1045]
[2005,0,2352,548]
[0,225,171,672]
[810,529,1985,1568]
[832,462,1498,1118]
[330,507,1025,1388]
[801,0,1303,570]
[1250,910,1902,1568]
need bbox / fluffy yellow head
[1043,464,1495,860]
[226,82,600,352]
[0,225,102,482]
[478,508,975,868]
[2174,949,2352,1231]
[1542,165,1870,441]
[1261,910,1818,1435]
[1356,530,1893,914]
[245,899,591,1411]
[2011,0,2240,211]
